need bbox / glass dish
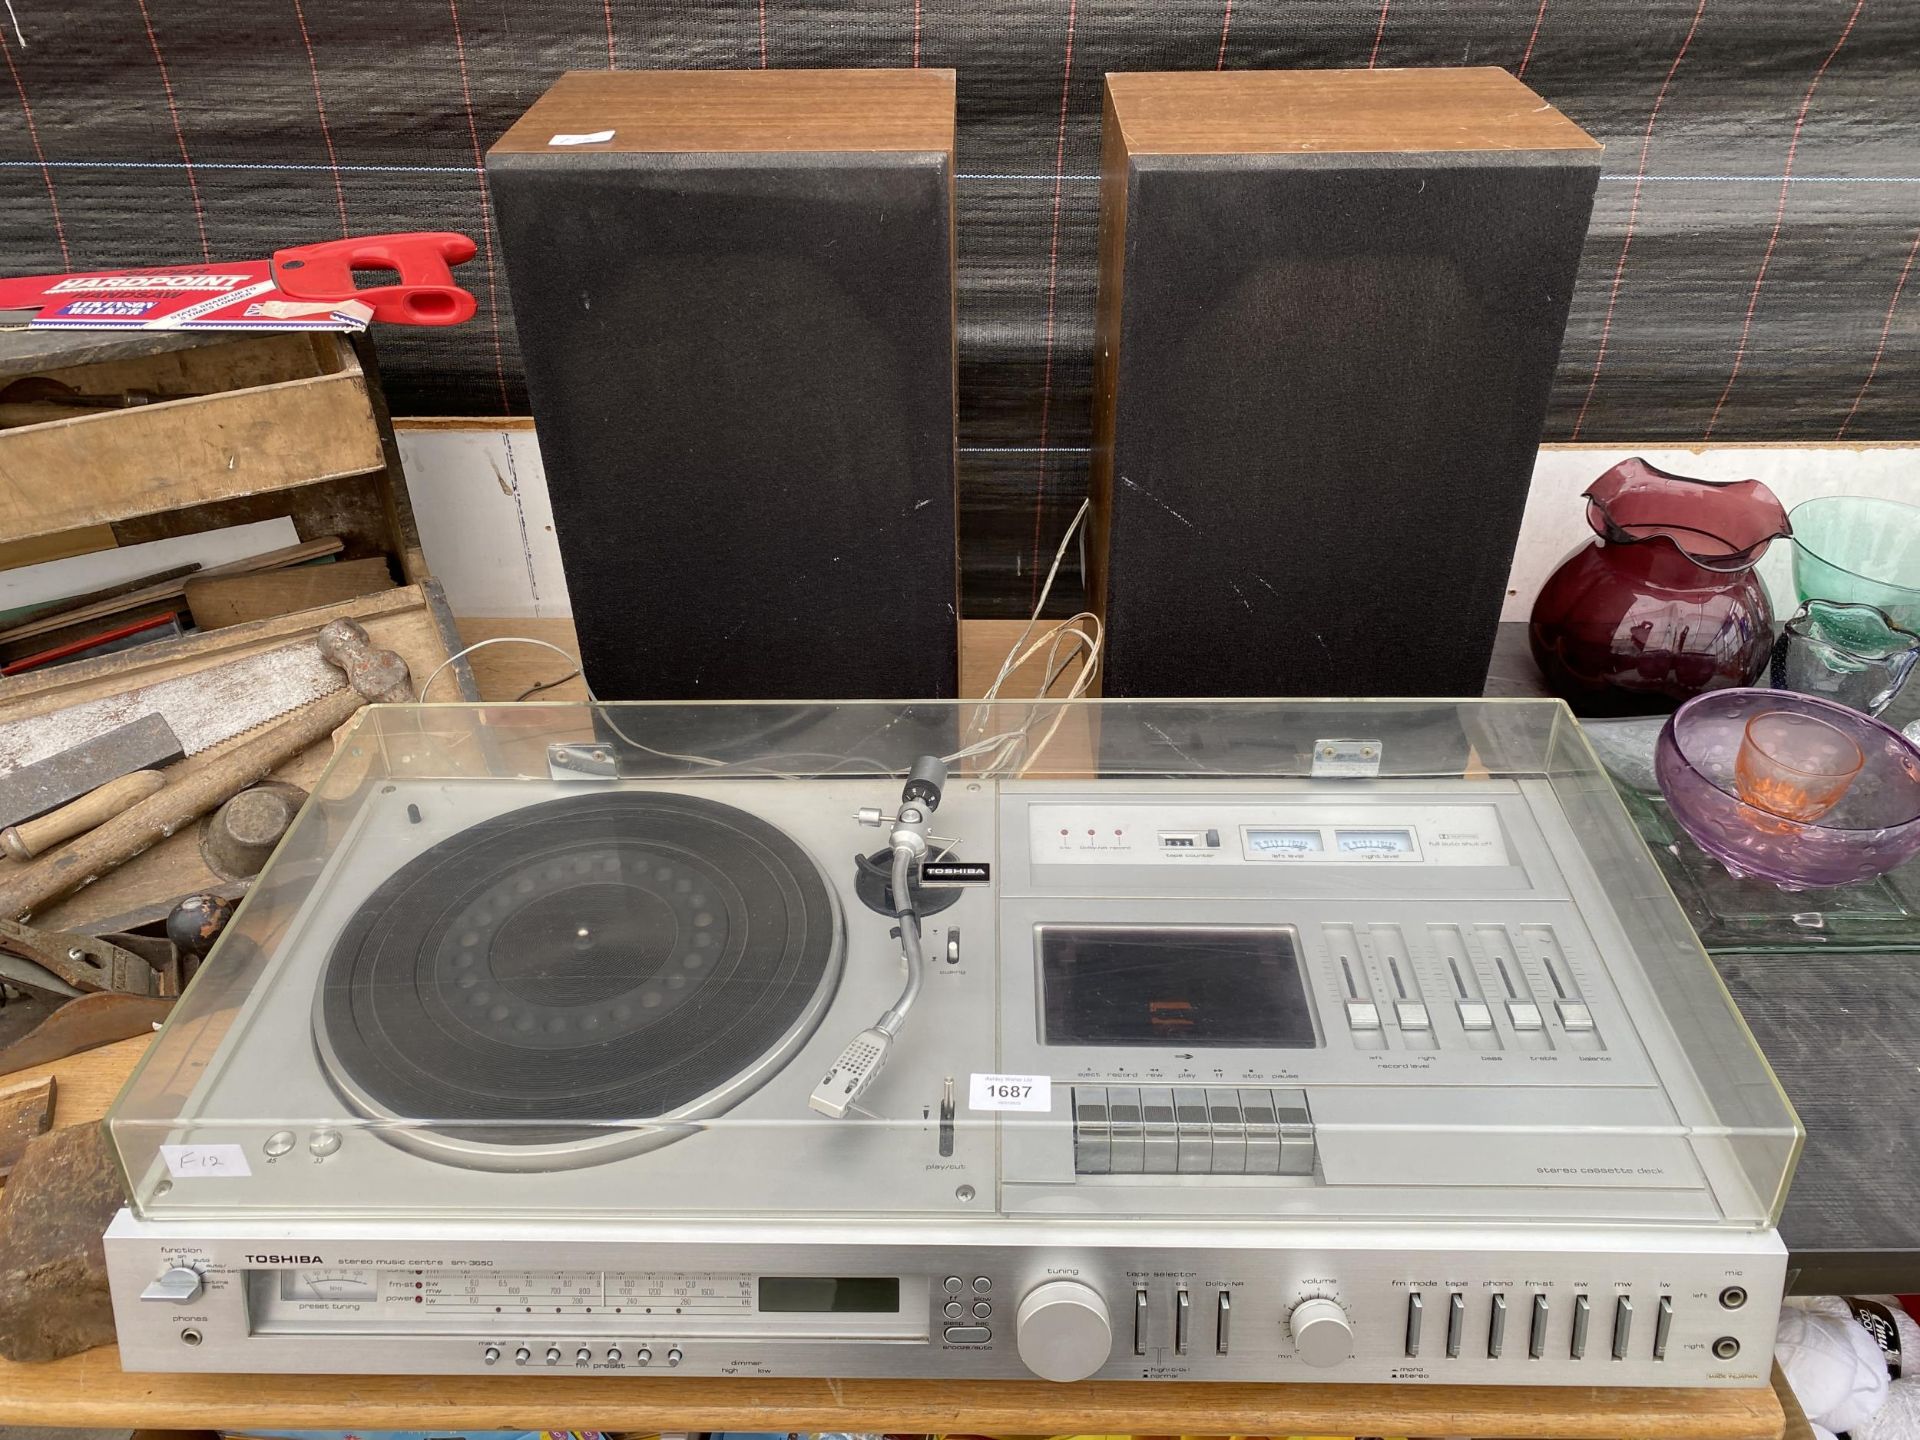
[1791,495,1920,632]
[1733,709,1864,821]
[1770,600,1920,716]
[1655,689,1920,890]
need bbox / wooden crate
[0,582,474,934]
[0,330,426,584]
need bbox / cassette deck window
[1039,925,1317,1047]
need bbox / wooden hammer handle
[0,687,365,921]
[0,770,168,861]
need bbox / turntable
[105,699,1798,1387]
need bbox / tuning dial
[1288,1297,1354,1367]
[1016,1279,1113,1382]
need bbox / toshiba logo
[245,1254,324,1264]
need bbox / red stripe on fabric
[1026,0,1080,607]
[1215,0,1233,69]
[1705,0,1868,438]
[0,27,69,266]
[912,0,922,65]
[1836,226,1920,440]
[758,0,768,67]
[1367,0,1391,68]
[603,0,616,66]
[446,0,510,413]
[1570,0,1709,441]
[290,0,349,236]
[1517,0,1550,76]
[133,0,211,261]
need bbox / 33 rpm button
[308,1129,342,1157]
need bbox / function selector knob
[140,1265,205,1305]
[1016,1280,1113,1383]
[1288,1297,1354,1368]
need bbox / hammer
[0,620,411,922]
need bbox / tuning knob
[1016,1279,1112,1382]
[1288,1297,1354,1367]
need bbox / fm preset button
[1288,1298,1353,1368]
[514,1346,531,1365]
[483,1345,501,1366]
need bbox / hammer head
[316,619,414,704]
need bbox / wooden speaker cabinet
[489,70,959,700]
[1089,69,1600,698]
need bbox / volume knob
[1016,1279,1112,1382]
[1288,1297,1354,1367]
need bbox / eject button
[1073,1086,1313,1176]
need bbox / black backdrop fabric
[1,2,1915,615]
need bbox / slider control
[1405,1292,1423,1357]
[1216,1291,1232,1354]
[1530,1294,1549,1359]
[1135,1288,1149,1356]
[1571,1294,1591,1359]
[1654,1295,1673,1361]
[1612,1296,1633,1360]
[1488,1294,1507,1358]
[1446,1292,1464,1358]
[1175,1289,1191,1355]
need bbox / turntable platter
[316,791,840,1166]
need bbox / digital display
[1336,828,1416,856]
[757,1277,901,1313]
[1040,925,1318,1048]
[1246,828,1324,856]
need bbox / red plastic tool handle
[270,231,479,326]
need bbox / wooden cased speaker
[489,70,960,700]
[1089,68,1600,698]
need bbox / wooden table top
[1,1029,1786,1436]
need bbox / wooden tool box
[0,328,474,936]
[0,329,426,578]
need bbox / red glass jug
[1529,459,1791,715]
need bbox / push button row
[1072,1086,1313,1176]
[1408,1290,1675,1362]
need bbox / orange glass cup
[1734,709,1866,822]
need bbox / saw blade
[0,643,346,770]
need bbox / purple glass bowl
[1655,689,1920,889]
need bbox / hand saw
[0,641,354,771]
[0,231,477,332]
